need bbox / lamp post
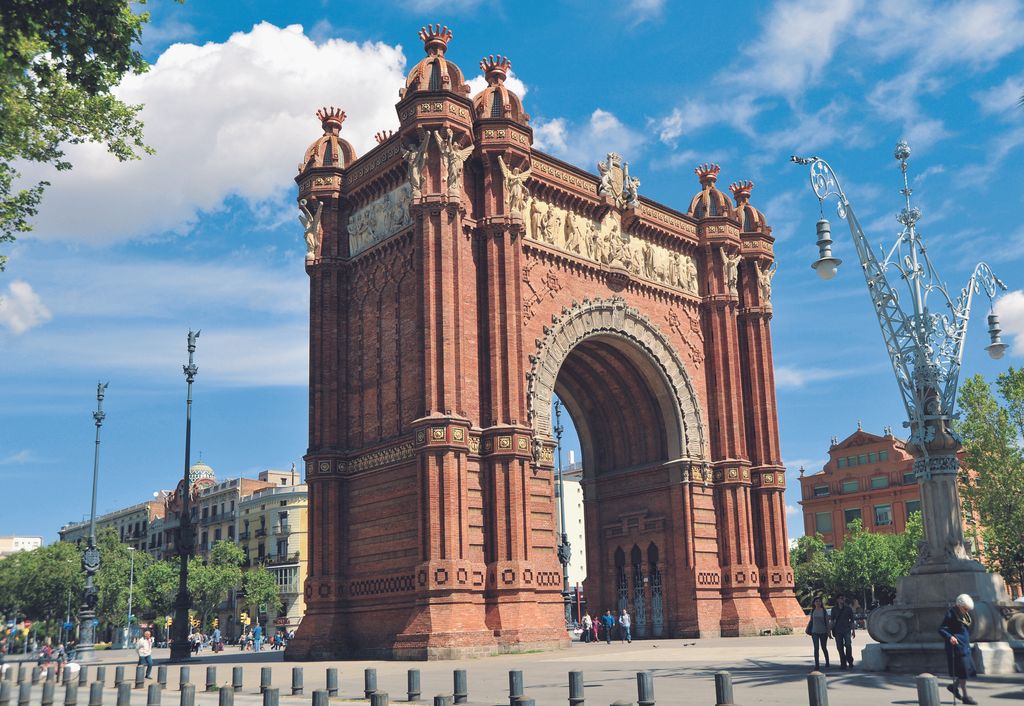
[124,547,135,648]
[792,142,1018,671]
[170,330,200,662]
[553,400,573,630]
[77,382,109,664]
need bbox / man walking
[830,595,856,669]
[618,608,632,644]
[136,630,155,679]
[253,623,263,652]
[601,611,615,644]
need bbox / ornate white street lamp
[792,142,1023,672]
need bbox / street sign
[63,622,74,630]
[92,619,99,627]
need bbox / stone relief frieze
[348,183,414,256]
[522,195,698,295]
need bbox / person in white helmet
[938,594,977,704]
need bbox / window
[214,528,222,541]
[837,457,847,468]
[870,475,889,489]
[201,507,208,520]
[869,452,877,463]
[211,506,217,518]
[879,451,889,461]
[813,485,830,497]
[903,472,916,485]
[846,456,857,466]
[844,508,862,526]
[906,500,921,516]
[201,531,208,548]
[276,539,287,556]
[230,500,235,512]
[228,526,235,539]
[815,512,833,533]
[874,504,893,526]
[858,454,868,465]
[841,480,859,494]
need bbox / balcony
[273,524,292,536]
[238,531,250,540]
[255,528,267,538]
[280,582,300,595]
[264,552,300,567]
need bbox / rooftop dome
[299,106,357,173]
[729,180,766,232]
[472,55,529,124]
[188,460,215,485]
[401,24,471,98]
[688,164,734,220]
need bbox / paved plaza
[4,635,1023,705]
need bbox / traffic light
[240,611,250,626]
[212,617,219,628]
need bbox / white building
[0,536,43,558]
[556,461,587,589]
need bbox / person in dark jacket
[830,595,856,669]
[938,593,977,705]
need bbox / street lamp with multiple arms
[791,142,1020,667]
[552,400,573,630]
[77,381,109,663]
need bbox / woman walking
[805,596,831,670]
[939,594,977,704]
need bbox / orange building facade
[799,427,925,549]
[288,25,804,660]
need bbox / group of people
[187,627,224,654]
[806,593,980,705]
[578,609,632,644]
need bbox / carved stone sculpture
[641,241,655,279]
[498,155,532,216]
[719,248,741,295]
[756,261,777,304]
[434,127,474,195]
[401,128,428,197]
[565,211,584,254]
[299,198,324,260]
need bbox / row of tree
[0,529,282,643]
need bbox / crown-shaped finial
[316,106,346,135]
[695,163,720,188]
[375,130,395,144]
[481,54,511,85]
[419,24,453,56]
[729,180,754,204]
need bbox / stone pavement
[3,634,1022,705]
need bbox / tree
[956,370,1024,595]
[790,533,835,607]
[241,565,282,628]
[93,529,150,632]
[187,540,243,629]
[139,560,177,637]
[0,0,161,268]
[0,541,82,631]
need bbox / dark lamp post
[77,381,109,663]
[553,400,573,630]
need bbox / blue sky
[2,0,1023,542]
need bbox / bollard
[48,668,57,684]
[32,668,41,686]
[116,683,131,706]
[95,670,106,689]
[714,672,734,706]
[407,670,420,702]
[432,697,452,706]
[88,684,103,706]
[155,669,165,693]
[0,682,9,706]
[43,681,56,706]
[312,690,328,706]
[325,670,338,698]
[135,667,145,690]
[806,672,828,706]
[64,682,78,706]
[915,674,939,706]
[115,668,125,688]
[363,669,377,700]
[369,693,388,706]
[453,670,467,705]
[16,683,29,706]
[231,668,242,694]
[16,668,23,686]
[569,671,584,706]
[218,687,233,706]
[636,672,654,706]
[146,685,160,706]
[260,668,271,695]
[291,668,303,697]
[205,668,216,694]
[178,684,194,706]
[518,701,535,706]
[178,670,189,694]
[261,687,278,706]
[508,671,523,706]
[78,669,88,689]
[64,669,73,687]
[609,702,631,706]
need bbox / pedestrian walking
[830,595,855,669]
[805,596,831,670]
[136,630,154,679]
[618,609,632,643]
[601,611,615,644]
[581,614,592,643]
[211,627,222,653]
[253,624,263,652]
[939,594,978,704]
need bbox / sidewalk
[2,634,1021,705]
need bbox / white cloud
[142,16,198,47]
[974,73,1024,116]
[533,109,646,166]
[786,504,800,516]
[995,289,1024,357]
[619,0,665,26]
[0,449,36,466]
[0,281,52,334]
[650,96,760,146]
[22,23,408,244]
[465,69,528,101]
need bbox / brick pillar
[702,237,772,635]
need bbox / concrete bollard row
[205,668,216,694]
[325,670,338,698]
[915,674,939,706]
[259,669,271,695]
[432,697,452,706]
[17,683,31,706]
[156,669,165,693]
[63,669,73,687]
[806,672,828,706]
[407,670,420,703]
[231,668,242,694]
[636,672,654,706]
[134,667,145,690]
[363,669,377,700]
[88,683,103,706]
[291,668,303,697]
[116,683,131,706]
[177,670,189,694]
[146,684,160,706]
[311,691,328,706]
[178,684,194,706]
[453,669,467,705]
[714,671,734,706]
[369,693,388,706]
[0,682,9,706]
[261,687,278,706]
[114,669,125,689]
[569,671,584,706]
[508,670,523,706]
[64,681,78,706]
[42,681,56,706]
[218,687,233,706]
[95,671,105,690]
[31,668,40,686]
[78,669,88,689]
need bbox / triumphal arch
[287,25,804,659]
